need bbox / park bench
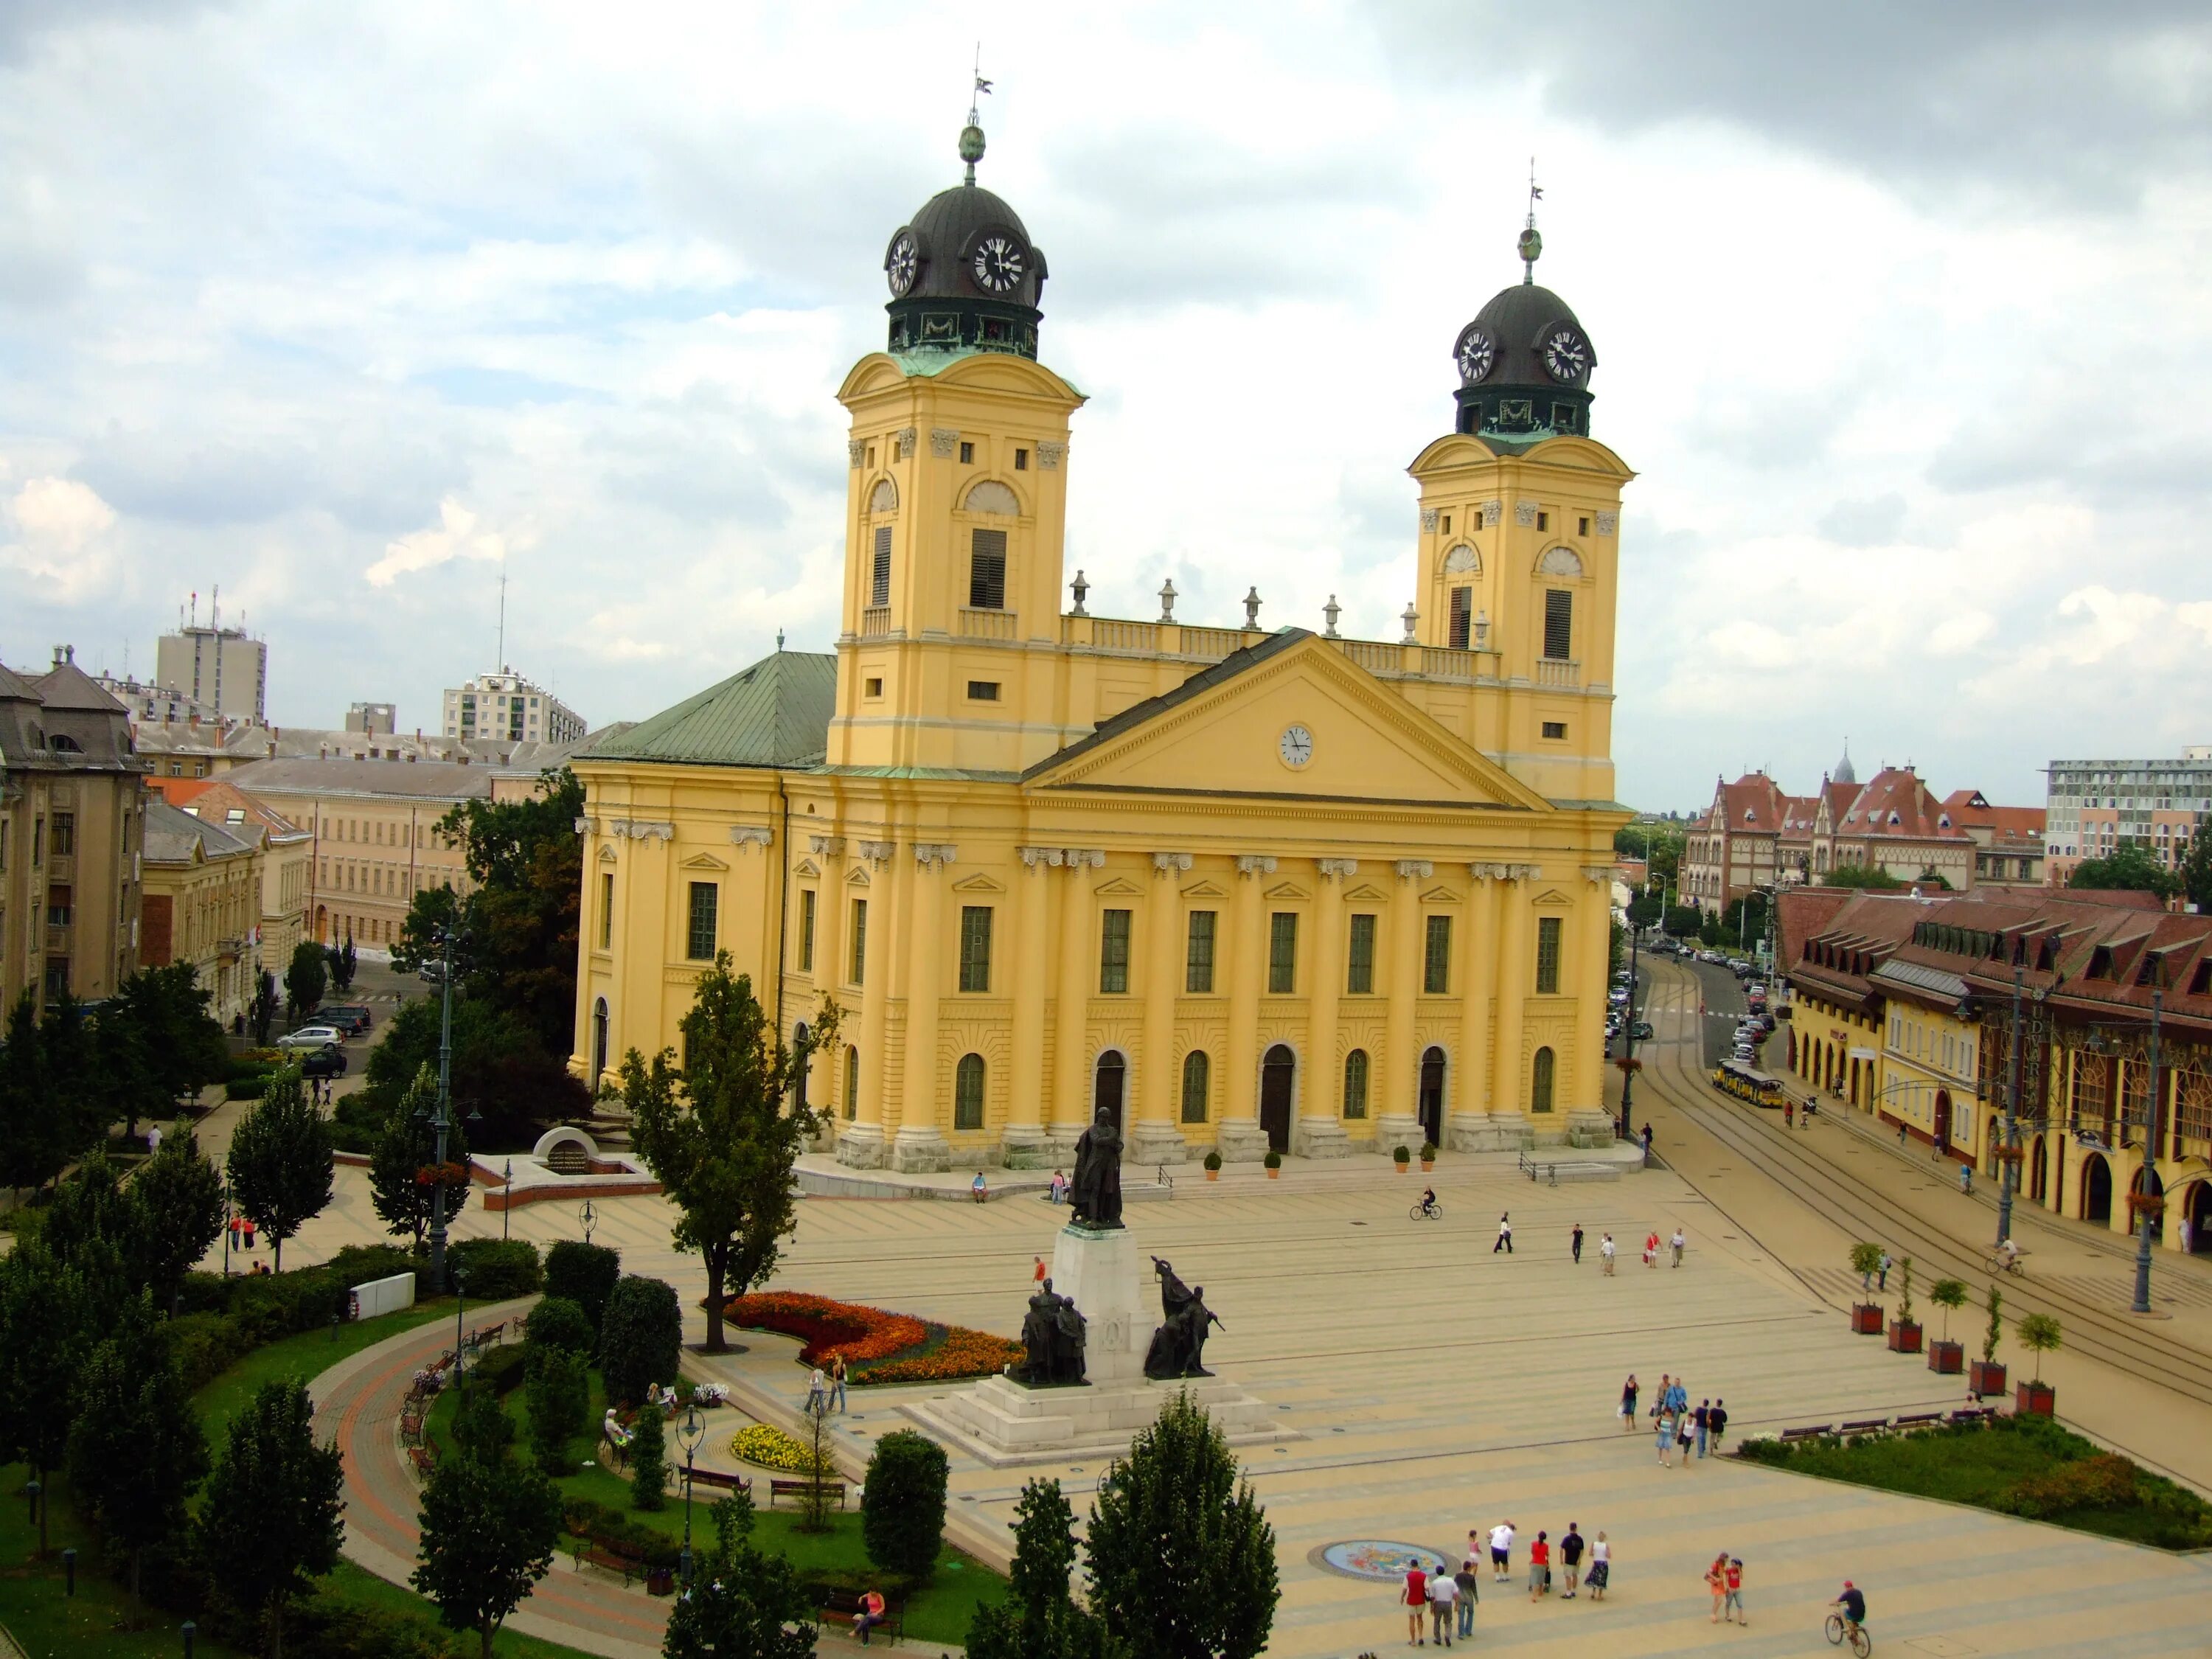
[1891,1411,1943,1429]
[684,1467,752,1497]
[573,1537,649,1586]
[769,1477,848,1511]
[399,1406,424,1444]
[1778,1424,1834,1442]
[468,1321,507,1349]
[408,1443,437,1478]
[1839,1417,1892,1435]
[1948,1406,1997,1427]
[817,1587,903,1646]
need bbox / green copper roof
[580,651,837,769]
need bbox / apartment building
[443,669,585,747]
[2045,749,2212,886]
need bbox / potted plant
[1970,1287,2007,1397]
[1263,1149,1282,1180]
[1419,1141,1438,1172]
[1393,1144,1411,1175]
[1926,1278,1967,1374]
[1203,1150,1222,1183]
[2014,1312,2061,1415]
[1848,1242,1885,1335]
[1887,1256,1923,1354]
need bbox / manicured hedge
[447,1237,542,1299]
[544,1239,622,1333]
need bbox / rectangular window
[1448,587,1472,650]
[47,885,72,927]
[1537,511,1550,531]
[1424,914,1452,995]
[597,872,614,948]
[969,527,1007,610]
[1441,514,1452,534]
[798,888,816,971]
[864,677,883,698]
[49,813,74,857]
[685,883,718,961]
[1186,911,1217,993]
[1542,720,1568,740]
[1578,515,1590,535]
[959,905,992,992]
[1267,911,1298,995]
[958,440,974,464]
[967,681,1001,701]
[1543,588,1573,660]
[849,899,868,984]
[1014,448,1029,470]
[1346,913,1377,995]
[870,526,891,607]
[1099,908,1133,994]
[1535,915,1562,995]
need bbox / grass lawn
[192,1298,453,1444]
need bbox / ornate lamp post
[422,902,481,1295]
[677,1404,706,1587]
[1617,917,1642,1139]
[451,1264,469,1394]
[2132,979,2166,1317]
[579,1199,597,1246]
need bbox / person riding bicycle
[1833,1580,1867,1635]
[1419,1187,1439,1217]
[1997,1237,2020,1270]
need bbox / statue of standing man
[1068,1105,1124,1230]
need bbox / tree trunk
[268,1598,285,1659]
[33,1461,48,1557]
[703,1245,726,1352]
[273,1234,285,1273]
[481,1619,497,1659]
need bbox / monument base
[999,1124,1053,1169]
[904,1371,1293,1469]
[1565,1110,1618,1149]
[1374,1114,1425,1159]
[1050,1222,1146,1386]
[1447,1112,1534,1153]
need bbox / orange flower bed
[722,1290,1022,1386]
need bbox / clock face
[1455,328,1495,384]
[886,232,919,297]
[1278,724,1314,769]
[1542,327,1590,383]
[970,234,1026,293]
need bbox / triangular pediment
[1180,879,1227,899]
[1533,888,1572,907]
[1343,883,1387,903]
[1023,631,1552,813]
[680,852,729,872]
[846,866,871,888]
[1263,881,1310,901]
[1093,876,1144,897]
[1422,885,1464,904]
[953,872,1006,894]
[597,845,617,863]
[793,858,821,878]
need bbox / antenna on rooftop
[497,552,507,672]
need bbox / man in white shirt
[1488,1521,1514,1582]
[1600,1233,1617,1276]
[1427,1560,1458,1646]
[1670,1227,1686,1267]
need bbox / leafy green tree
[1820,863,1907,890]
[116,963,231,1114]
[131,1129,227,1306]
[1662,904,1703,939]
[1697,913,1725,947]
[967,1478,1124,1659]
[361,994,591,1150]
[2180,832,2212,914]
[37,1145,139,1265]
[661,1492,814,1659]
[67,1292,209,1603]
[628,1401,669,1512]
[623,957,838,1351]
[598,1275,683,1405]
[412,1446,564,1659]
[451,1385,518,1467]
[368,1064,470,1248]
[226,1064,335,1272]
[863,1430,947,1581]
[251,969,279,1046]
[2069,843,2182,900]
[195,1380,346,1659]
[525,1347,589,1475]
[522,1295,594,1368]
[327,931,358,993]
[392,883,462,978]
[543,1239,622,1335]
[1085,1391,1278,1659]
[284,940,327,1026]
[0,990,63,1195]
[0,1242,97,1554]
[1626,888,1663,928]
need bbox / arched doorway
[2081,1152,2112,1224]
[1786,1029,1798,1070]
[2132,1164,2166,1242]
[1093,1051,1127,1132]
[1259,1044,1295,1153]
[1531,1046,1556,1113]
[2186,1181,2212,1253]
[1418,1047,1447,1150]
[2029,1135,2048,1203]
[591,998,608,1088]
[1933,1089,1951,1155]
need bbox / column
[1215,855,1273,1162]
[1490,869,1533,1147]
[838,841,897,1168]
[1296,859,1354,1158]
[1130,852,1193,1165]
[804,837,846,1144]
[1450,869,1503,1151]
[1567,866,1617,1144]
[1374,858,1427,1155]
[1001,849,1051,1167]
[892,843,954,1172]
[1048,849,1102,1155]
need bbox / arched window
[1180,1050,1211,1123]
[844,1044,860,1121]
[868,477,898,513]
[1531,1046,1557,1113]
[1537,546,1584,577]
[1342,1048,1370,1120]
[953,1054,986,1130]
[962,480,1019,515]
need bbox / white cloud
[364,497,527,588]
[2,476,119,604]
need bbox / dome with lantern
[1447,210,1598,448]
[882,110,1048,358]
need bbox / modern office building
[156,610,267,724]
[2045,749,2212,886]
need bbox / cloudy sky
[3,1,2208,810]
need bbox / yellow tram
[1713,1060,1787,1109]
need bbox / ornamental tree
[368,1063,470,1248]
[2016,1312,2063,1384]
[413,1446,565,1659]
[628,1401,669,1512]
[66,1293,209,1604]
[131,1131,226,1307]
[543,1239,622,1334]
[195,1380,346,1659]
[661,1492,814,1659]
[226,1065,335,1272]
[0,1242,97,1554]
[863,1430,947,1580]
[522,1295,594,1370]
[622,956,838,1352]
[525,1348,590,1475]
[284,940,327,1026]
[599,1275,682,1405]
[967,1478,1124,1659]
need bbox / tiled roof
[221,755,503,801]
[144,798,258,864]
[1834,766,1970,841]
[1719,772,1789,833]
[153,778,310,840]
[580,651,837,769]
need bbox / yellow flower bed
[728,1422,832,1476]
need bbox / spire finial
[1519,157,1543,283]
[959,44,992,184]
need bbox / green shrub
[226,1077,269,1102]
[526,1347,590,1475]
[544,1239,622,1333]
[629,1402,668,1512]
[559,1497,681,1571]
[863,1429,949,1581]
[467,1343,529,1396]
[2003,1455,2139,1519]
[447,1236,542,1299]
[279,1589,456,1658]
[598,1275,682,1407]
[325,1244,418,1291]
[524,1295,595,1367]
[170,1310,245,1392]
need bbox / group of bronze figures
[1016,1256,1222,1387]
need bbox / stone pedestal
[835,1124,887,1169]
[908,1371,1290,1468]
[1050,1222,1146,1385]
[1447,1112,1534,1153]
[1290,1117,1352,1159]
[1126,1120,1191,1166]
[1374,1113,1424,1159]
[999,1124,1053,1170]
[1565,1110,1617,1150]
[890,1125,952,1174]
[1214,1118,1270,1164]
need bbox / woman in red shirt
[1401,1559,1429,1645]
[1528,1531,1551,1601]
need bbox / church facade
[571,117,1635,1170]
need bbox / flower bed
[721,1291,1023,1385]
[729,1422,833,1476]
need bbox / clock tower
[881,111,1049,358]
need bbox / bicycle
[1408,1200,1444,1222]
[1826,1613,1871,1656]
[1981,1251,2026,1277]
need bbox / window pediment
[952,872,1006,893]
[962,480,1020,517]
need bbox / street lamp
[580,1199,597,1246]
[451,1264,469,1395]
[422,901,482,1296]
[502,1158,513,1242]
[2074,976,2167,1318]
[677,1404,706,1586]
[1617,917,1643,1140]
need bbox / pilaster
[1003,850,1052,1167]
[1295,857,1353,1158]
[1374,858,1427,1152]
[891,842,955,1173]
[1216,856,1273,1162]
[1130,852,1193,1166]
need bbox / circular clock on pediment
[1454,326,1495,385]
[1542,325,1590,383]
[886,230,920,297]
[1279,724,1315,769]
[969,230,1028,294]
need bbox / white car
[277,1026,346,1051]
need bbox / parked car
[320,1004,373,1035]
[277,1025,346,1051]
[298,1045,348,1079]
[1632,1020,1654,1040]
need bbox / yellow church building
[571,116,1635,1170]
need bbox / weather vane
[961,44,994,184]
[1520,157,1543,283]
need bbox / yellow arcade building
[571,116,1635,1171]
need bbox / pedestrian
[1709,1397,1728,1451]
[1427,1557,1458,1646]
[1706,1552,1728,1622]
[828,1353,849,1413]
[972,1169,989,1204]
[1675,1410,1694,1465]
[805,1366,827,1415]
[1656,1408,1674,1466]
[1600,1231,1617,1275]
[1048,1169,1067,1203]
[1694,1399,1711,1458]
[1488,1520,1514,1583]
[1559,1523,1585,1598]
[1528,1531,1550,1601]
[1571,1222,1584,1264]
[1643,1230,1658,1267]
[1723,1556,1747,1625]
[1641,1123,1654,1158]
[1959,1162,1973,1196]
[1618,1372,1638,1430]
[1670,1226,1686,1267]
[2183,1217,2194,1256]
[147,1122,162,1155]
[1453,1556,1479,1640]
[1899,1119,1910,1148]
[1804,1095,1818,1124]
[1667,1376,1688,1416]
[1400,1558,1429,1646]
[1034,1255,1047,1284]
[1878,1251,1893,1293]
[1587,1532,1612,1601]
[1784,1099,1795,1128]
[1495,1213,1514,1254]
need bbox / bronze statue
[1144,1255,1223,1380]
[1015,1277,1086,1386]
[1068,1105,1124,1229]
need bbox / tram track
[1634,961,2212,1411]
